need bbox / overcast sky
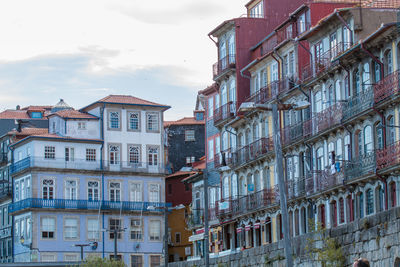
[0,0,245,120]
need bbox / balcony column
[252,223,257,247]
[230,224,235,251]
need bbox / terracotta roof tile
[98,95,168,107]
[0,110,31,119]
[164,117,204,127]
[10,128,48,136]
[22,105,53,111]
[50,109,98,119]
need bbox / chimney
[16,105,20,110]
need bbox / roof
[0,110,31,119]
[21,105,53,111]
[49,109,99,120]
[81,95,170,111]
[164,117,204,127]
[165,170,198,179]
[8,127,48,136]
[198,83,219,96]
[10,134,103,148]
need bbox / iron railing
[232,137,273,167]
[286,178,306,199]
[374,70,400,103]
[308,169,344,194]
[282,122,304,146]
[229,188,276,217]
[9,198,169,213]
[214,149,233,168]
[342,86,374,121]
[344,152,376,181]
[311,102,343,135]
[214,102,236,125]
[186,210,204,229]
[376,141,400,170]
[213,54,236,79]
[10,157,165,175]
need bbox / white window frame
[63,217,79,240]
[41,216,56,240]
[130,182,142,202]
[185,130,195,141]
[88,180,100,201]
[109,182,121,202]
[149,220,161,241]
[148,184,160,203]
[86,148,96,162]
[146,112,159,132]
[87,218,100,241]
[44,146,55,159]
[130,218,143,241]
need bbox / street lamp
[147,204,184,267]
[238,100,310,267]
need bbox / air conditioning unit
[131,219,141,227]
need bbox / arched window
[339,198,345,224]
[238,133,244,148]
[389,181,397,208]
[229,79,236,114]
[223,176,229,200]
[357,192,364,219]
[328,142,335,166]
[364,125,373,154]
[344,134,351,161]
[294,209,300,236]
[366,189,374,215]
[387,116,395,145]
[355,129,362,158]
[263,167,270,189]
[277,214,283,240]
[330,200,338,227]
[221,84,227,106]
[230,131,237,151]
[375,121,384,150]
[247,173,253,195]
[374,62,381,83]
[384,49,393,75]
[301,207,307,234]
[328,85,335,106]
[228,35,235,63]
[231,174,238,199]
[336,138,343,165]
[254,171,261,192]
[253,122,259,141]
[362,62,370,90]
[289,211,293,236]
[354,68,361,95]
[245,129,251,145]
[335,80,342,101]
[316,147,324,170]
[222,131,228,151]
[319,204,326,228]
[375,185,384,213]
[239,176,246,196]
[346,195,354,222]
[314,90,322,113]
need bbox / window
[86,149,96,161]
[64,218,78,240]
[31,112,42,118]
[376,122,384,149]
[344,135,351,161]
[208,139,214,160]
[128,112,140,130]
[385,49,393,75]
[362,63,370,90]
[109,218,122,239]
[147,113,159,132]
[316,147,324,170]
[185,130,195,141]
[131,255,143,267]
[364,125,373,154]
[223,177,229,199]
[298,12,306,33]
[88,181,99,201]
[65,147,74,162]
[78,122,86,130]
[354,69,361,94]
[41,217,55,239]
[208,97,214,118]
[149,221,161,241]
[109,145,120,165]
[109,111,120,129]
[339,198,345,224]
[175,232,181,244]
[149,184,160,202]
[65,180,77,200]
[250,1,264,18]
[41,253,56,262]
[130,183,142,201]
[374,62,381,82]
[87,218,100,240]
[387,116,395,145]
[129,146,140,164]
[44,146,55,159]
[64,254,79,262]
[358,192,364,218]
[130,219,143,240]
[109,182,121,202]
[42,179,54,199]
[148,147,158,166]
[366,189,374,215]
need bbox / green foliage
[79,256,126,267]
[305,219,345,267]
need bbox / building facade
[9,95,170,266]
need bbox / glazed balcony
[342,86,374,121]
[213,54,236,80]
[214,149,233,168]
[9,198,169,213]
[344,151,376,181]
[376,141,400,170]
[10,157,166,175]
[286,178,306,199]
[305,169,344,195]
[232,137,273,168]
[282,122,304,146]
[214,102,236,126]
[311,103,343,136]
[374,70,400,103]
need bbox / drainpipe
[9,145,14,262]
[298,85,310,100]
[100,104,105,258]
[360,43,384,80]
[240,68,251,80]
[373,107,387,149]
[376,172,388,211]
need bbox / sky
[0,0,246,120]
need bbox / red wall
[166,176,192,206]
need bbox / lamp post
[148,204,184,267]
[238,100,310,267]
[73,243,91,261]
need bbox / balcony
[213,54,236,80]
[230,188,276,217]
[286,178,306,199]
[10,157,165,175]
[305,169,344,195]
[282,122,304,146]
[311,102,343,136]
[232,137,274,168]
[374,70,400,103]
[376,141,400,170]
[187,210,204,229]
[344,152,376,182]
[216,198,233,218]
[214,149,233,168]
[342,86,374,121]
[0,184,11,199]
[214,102,236,126]
[276,22,297,44]
[9,198,168,213]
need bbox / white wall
[66,120,100,139]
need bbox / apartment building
[194,0,400,260]
[9,95,170,265]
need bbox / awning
[236,227,243,233]
[254,223,261,229]
[189,233,205,242]
[245,225,251,231]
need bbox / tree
[79,256,126,267]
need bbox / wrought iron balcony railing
[212,54,236,79]
[376,141,400,170]
[232,137,273,167]
[374,70,400,103]
[229,188,276,217]
[282,122,304,146]
[286,178,306,199]
[214,149,233,168]
[10,157,165,175]
[213,102,236,125]
[344,152,376,181]
[9,198,169,213]
[186,210,204,229]
[306,169,344,195]
[342,86,374,121]
[311,102,343,136]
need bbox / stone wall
[170,206,400,267]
